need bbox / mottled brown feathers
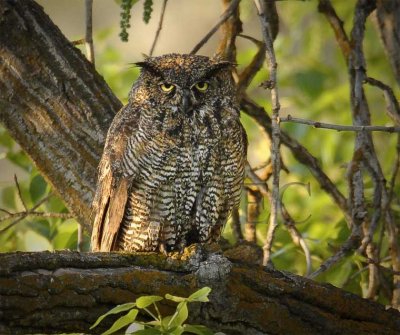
[91,53,247,252]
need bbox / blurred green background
[0,1,398,304]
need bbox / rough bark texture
[1,249,400,335]
[0,0,122,230]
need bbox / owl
[91,53,247,252]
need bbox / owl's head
[132,53,237,116]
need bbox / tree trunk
[1,249,399,335]
[0,0,122,230]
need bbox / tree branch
[254,0,282,267]
[190,0,241,54]
[1,250,399,335]
[0,0,121,231]
[149,0,168,56]
[280,115,400,132]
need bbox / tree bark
[1,249,399,335]
[0,0,122,230]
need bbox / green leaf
[165,293,186,303]
[125,322,144,333]
[29,174,47,203]
[187,287,211,302]
[26,219,50,239]
[169,325,184,335]
[102,308,139,335]
[90,303,136,329]
[133,329,163,335]
[166,302,187,330]
[183,324,215,335]
[136,295,163,309]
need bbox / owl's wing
[90,105,138,251]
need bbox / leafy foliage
[91,287,220,335]
[118,0,139,42]
[143,0,153,24]
[117,0,154,42]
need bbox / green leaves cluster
[118,0,153,42]
[91,287,221,335]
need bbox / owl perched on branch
[91,53,247,252]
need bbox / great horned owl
[91,53,247,252]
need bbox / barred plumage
[91,53,247,252]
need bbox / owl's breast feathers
[91,53,247,252]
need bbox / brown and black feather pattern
[91,54,247,252]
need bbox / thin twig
[280,115,400,132]
[388,136,400,202]
[240,96,350,222]
[364,76,400,126]
[85,0,95,65]
[318,0,351,60]
[254,0,281,267]
[0,211,73,222]
[14,175,27,211]
[309,227,362,279]
[237,34,266,95]
[245,162,269,197]
[0,193,74,234]
[149,0,168,56]
[190,0,241,54]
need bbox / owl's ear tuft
[203,60,235,79]
[135,60,163,78]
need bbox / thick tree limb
[1,250,400,335]
[0,0,122,230]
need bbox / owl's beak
[181,89,192,114]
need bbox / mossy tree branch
[1,249,400,335]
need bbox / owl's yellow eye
[160,83,175,92]
[194,82,209,92]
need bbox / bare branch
[13,175,27,211]
[190,0,241,54]
[254,0,281,267]
[149,0,168,56]
[237,34,266,95]
[0,193,74,234]
[364,77,400,126]
[240,97,350,220]
[217,0,242,62]
[85,0,95,65]
[280,115,400,133]
[318,0,351,61]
